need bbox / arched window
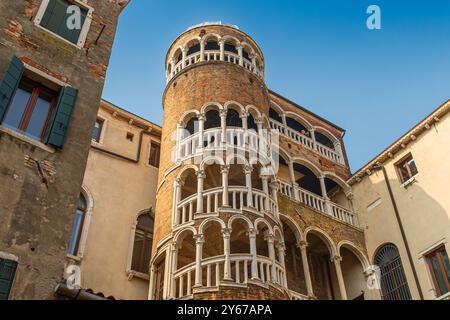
[187,43,200,56]
[374,244,412,300]
[131,213,154,274]
[269,108,283,123]
[205,40,220,51]
[226,109,242,128]
[243,49,251,61]
[204,110,220,130]
[68,194,87,256]
[286,117,309,137]
[224,42,238,55]
[315,132,335,150]
[247,114,258,132]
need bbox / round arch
[304,226,337,257]
[254,218,274,235]
[176,165,200,181]
[285,111,313,131]
[224,100,246,116]
[292,157,322,178]
[337,241,370,270]
[200,156,225,171]
[323,172,351,193]
[173,226,198,244]
[199,217,226,235]
[227,215,253,230]
[279,214,305,243]
[313,126,340,146]
[200,102,224,114]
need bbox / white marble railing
[288,290,309,300]
[168,50,262,82]
[270,119,343,165]
[172,254,285,299]
[175,186,277,227]
[277,182,358,227]
[177,128,262,161]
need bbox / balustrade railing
[269,119,343,165]
[172,254,285,299]
[288,290,309,300]
[168,50,262,82]
[175,186,277,227]
[330,202,358,226]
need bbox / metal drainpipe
[375,164,424,300]
[54,283,108,301]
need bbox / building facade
[0,0,127,300]
[350,100,450,301]
[148,22,374,301]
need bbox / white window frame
[34,0,94,49]
[147,138,162,169]
[91,116,107,146]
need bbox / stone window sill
[0,125,55,153]
[400,175,418,189]
[127,270,150,281]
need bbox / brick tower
[150,22,372,301]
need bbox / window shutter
[0,56,25,123]
[45,86,78,148]
[0,259,18,300]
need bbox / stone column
[170,57,175,78]
[270,181,280,219]
[237,45,244,66]
[148,264,156,300]
[299,241,314,298]
[170,242,178,298]
[181,47,188,68]
[222,228,233,281]
[241,113,248,147]
[194,235,204,287]
[332,255,348,300]
[173,178,183,225]
[221,165,230,207]
[319,175,332,215]
[220,110,227,146]
[219,40,225,61]
[277,243,288,288]
[196,170,206,214]
[335,142,344,165]
[198,114,205,151]
[244,165,253,208]
[200,40,205,62]
[266,235,277,283]
[288,161,300,200]
[249,228,259,280]
[176,121,184,160]
[260,174,270,212]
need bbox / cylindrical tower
[150,22,289,300]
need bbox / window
[0,56,78,148]
[396,154,418,184]
[131,214,154,274]
[91,118,104,142]
[35,0,91,47]
[374,244,412,300]
[426,246,450,297]
[0,259,18,300]
[2,77,58,142]
[68,194,87,256]
[149,142,161,168]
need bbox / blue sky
[102,0,450,172]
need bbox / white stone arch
[227,214,253,230]
[224,100,246,116]
[199,217,227,235]
[241,41,256,56]
[245,105,262,119]
[337,240,371,270]
[304,226,337,257]
[292,156,322,178]
[172,46,184,63]
[279,213,305,244]
[184,35,202,50]
[322,171,351,193]
[76,184,94,259]
[285,111,314,131]
[226,153,250,167]
[200,101,224,114]
[261,114,270,130]
[254,218,274,235]
[313,126,340,147]
[200,156,225,171]
[273,226,284,243]
[173,226,198,244]
[176,164,200,181]
[202,33,222,44]
[179,109,200,127]
[269,100,285,115]
[221,35,241,47]
[277,145,292,163]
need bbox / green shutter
[45,86,78,148]
[0,56,25,122]
[0,259,18,300]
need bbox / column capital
[270,180,280,191]
[276,242,286,251]
[248,228,257,238]
[171,242,178,251]
[243,165,253,174]
[222,228,232,238]
[331,255,343,263]
[175,178,185,187]
[345,190,354,200]
[178,120,186,127]
[198,114,206,121]
[220,165,230,174]
[194,234,205,244]
[196,170,206,179]
[298,240,308,250]
[219,109,227,118]
[264,234,275,243]
[181,46,189,53]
